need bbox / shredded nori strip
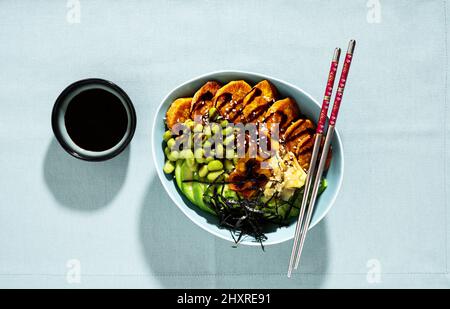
[183,177,301,250]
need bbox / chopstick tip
[333,48,341,61]
[348,40,356,54]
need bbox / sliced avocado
[192,181,216,215]
[192,181,206,207]
[288,205,300,218]
[318,178,328,194]
[277,202,291,219]
[223,184,238,201]
[175,160,183,189]
[180,161,195,203]
[176,160,216,215]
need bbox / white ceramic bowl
[152,71,344,246]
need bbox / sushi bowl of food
[152,71,344,246]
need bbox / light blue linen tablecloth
[0,0,449,288]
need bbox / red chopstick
[294,39,355,271]
[289,40,356,276]
[287,47,341,277]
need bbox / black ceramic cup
[52,78,137,161]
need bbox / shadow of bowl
[42,138,130,211]
[139,176,329,288]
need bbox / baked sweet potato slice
[283,119,332,171]
[228,156,271,199]
[190,81,221,120]
[263,98,300,133]
[165,98,192,129]
[241,80,278,123]
[213,80,251,123]
[242,80,277,106]
[296,138,333,171]
[295,135,315,170]
[283,119,315,151]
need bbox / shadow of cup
[43,138,130,211]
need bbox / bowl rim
[152,70,344,246]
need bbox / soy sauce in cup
[52,79,136,161]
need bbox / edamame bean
[168,150,179,162]
[164,146,170,157]
[208,107,218,120]
[186,158,196,168]
[208,107,217,120]
[207,170,224,182]
[193,123,203,133]
[167,138,176,149]
[193,132,204,140]
[194,148,205,163]
[193,137,203,152]
[198,165,209,178]
[207,160,223,171]
[224,159,234,172]
[222,127,233,136]
[215,143,224,158]
[203,126,212,137]
[179,149,194,159]
[203,140,212,150]
[181,134,193,149]
[205,155,214,163]
[220,119,228,128]
[223,134,235,146]
[194,148,204,159]
[225,149,235,159]
[211,123,221,135]
[185,119,195,129]
[163,130,173,142]
[233,157,239,165]
[163,161,175,174]
[195,157,205,164]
